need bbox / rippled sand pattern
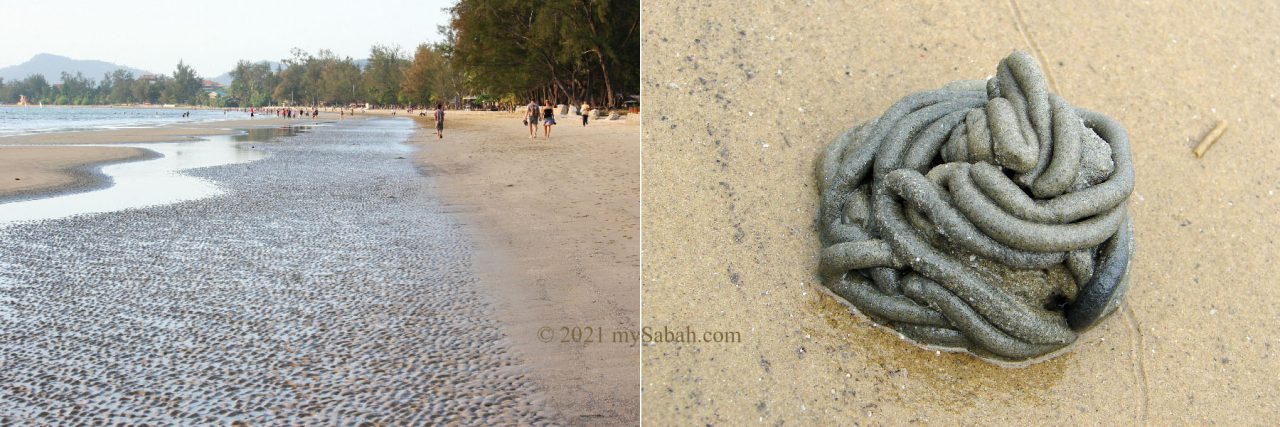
[0,119,553,425]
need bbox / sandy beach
[411,111,641,425]
[641,1,1279,424]
[0,111,640,424]
[0,118,565,424]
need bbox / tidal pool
[0,129,294,226]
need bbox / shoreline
[0,115,343,200]
[0,109,643,422]
[0,146,162,204]
[0,115,344,144]
[409,111,640,425]
[0,118,557,423]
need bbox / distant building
[202,79,225,99]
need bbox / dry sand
[410,111,641,425]
[641,1,1279,424]
[0,116,342,199]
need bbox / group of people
[222,106,328,119]
[221,100,587,141]
[270,107,318,119]
[524,99,591,139]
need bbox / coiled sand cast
[818,51,1135,363]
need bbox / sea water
[0,105,250,137]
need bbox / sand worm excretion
[817,51,1135,363]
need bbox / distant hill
[208,61,283,86]
[209,59,368,86]
[0,53,154,83]
[209,72,234,86]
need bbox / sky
[0,0,456,77]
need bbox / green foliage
[318,56,363,105]
[108,69,136,104]
[168,60,203,105]
[0,61,214,106]
[0,74,49,104]
[449,0,639,107]
[401,43,459,107]
[363,44,408,107]
[266,48,364,107]
[228,60,278,107]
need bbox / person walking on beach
[433,103,445,139]
[526,99,541,139]
[580,101,590,126]
[542,100,556,139]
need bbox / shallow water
[230,124,316,142]
[0,132,281,226]
[0,106,251,137]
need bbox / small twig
[1193,120,1228,158]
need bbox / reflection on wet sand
[0,127,313,226]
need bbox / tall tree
[319,56,363,105]
[401,43,459,107]
[229,60,278,107]
[274,49,307,105]
[108,69,136,104]
[169,60,203,104]
[363,44,408,106]
[448,0,639,108]
[559,0,640,107]
[25,74,50,103]
[130,77,150,104]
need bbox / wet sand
[0,119,556,424]
[0,116,343,199]
[0,146,153,199]
[410,111,641,425]
[641,1,1279,424]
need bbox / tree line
[449,0,639,109]
[227,0,640,110]
[219,44,457,109]
[0,61,204,106]
[0,0,639,110]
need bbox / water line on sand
[0,134,269,226]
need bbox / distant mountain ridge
[0,53,154,83]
